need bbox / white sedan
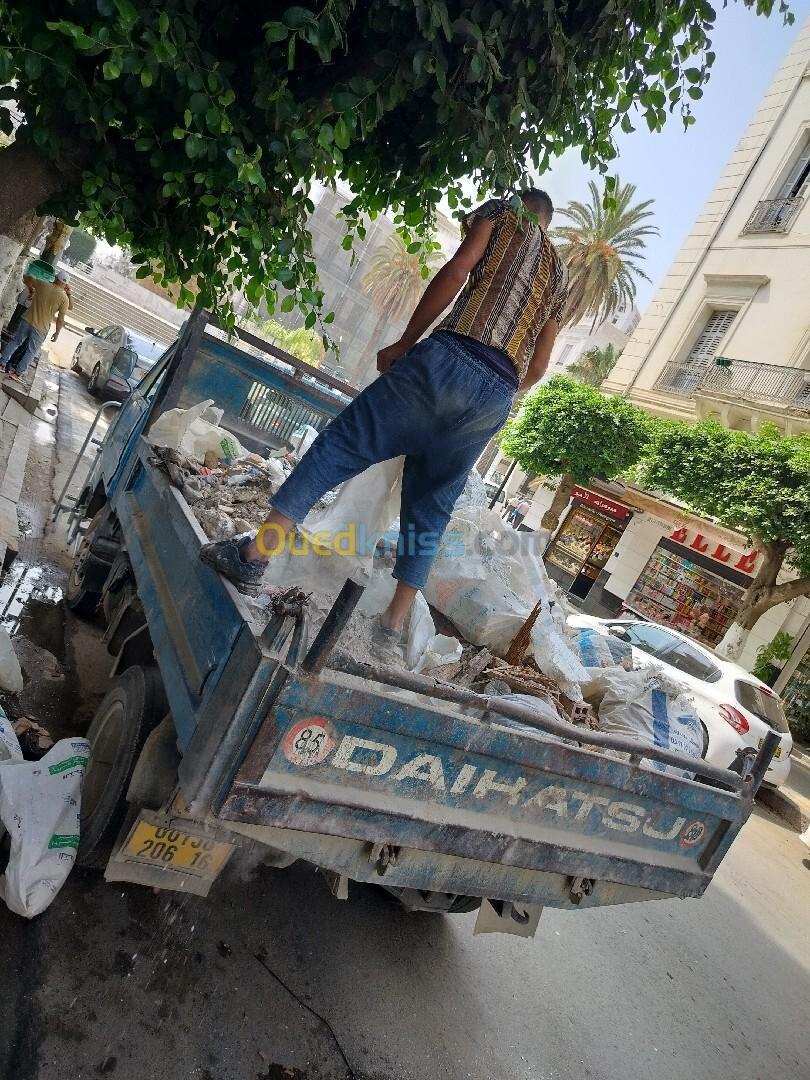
[72,324,167,398]
[568,614,793,788]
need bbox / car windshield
[734,681,790,732]
[619,623,678,657]
[618,623,722,682]
[127,332,166,364]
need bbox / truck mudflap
[216,668,758,907]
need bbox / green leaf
[281,294,296,312]
[102,60,120,80]
[304,311,316,329]
[687,86,703,100]
[282,7,315,30]
[406,241,421,254]
[159,12,170,34]
[113,0,138,24]
[264,22,289,43]
[189,92,208,115]
[341,235,353,250]
[140,68,153,87]
[334,115,351,149]
[332,90,357,111]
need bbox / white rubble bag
[0,627,23,694]
[149,399,245,462]
[290,424,319,461]
[0,735,90,918]
[530,609,591,701]
[589,667,704,779]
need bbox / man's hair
[520,188,553,221]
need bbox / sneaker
[370,614,404,666]
[199,535,269,594]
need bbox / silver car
[72,324,167,398]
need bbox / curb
[756,785,810,833]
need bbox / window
[618,623,679,657]
[734,681,789,733]
[665,642,721,683]
[656,309,736,393]
[744,134,810,233]
[555,343,574,367]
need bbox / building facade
[519,19,810,693]
[547,306,640,377]
[274,184,459,387]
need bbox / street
[1,341,809,1080]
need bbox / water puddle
[0,561,63,637]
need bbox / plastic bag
[150,400,245,463]
[417,635,463,674]
[0,736,90,917]
[591,668,704,779]
[572,627,633,670]
[0,627,23,694]
[530,609,590,701]
[290,425,319,461]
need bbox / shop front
[544,487,632,601]
[622,527,760,647]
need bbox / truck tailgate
[217,668,750,902]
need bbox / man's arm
[376,215,494,372]
[51,297,68,342]
[517,317,559,394]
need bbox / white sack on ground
[0,736,90,918]
[591,668,704,779]
[0,627,23,694]
[530,610,590,701]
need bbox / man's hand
[377,340,409,374]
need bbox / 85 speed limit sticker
[283,718,334,767]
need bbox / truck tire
[77,665,166,869]
[66,510,108,617]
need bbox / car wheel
[71,345,82,372]
[88,363,103,395]
[700,721,710,758]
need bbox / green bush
[752,631,793,685]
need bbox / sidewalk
[0,349,52,567]
[757,751,810,832]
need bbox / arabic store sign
[668,527,760,576]
[572,487,631,521]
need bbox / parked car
[72,324,168,398]
[568,614,793,788]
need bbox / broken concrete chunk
[193,506,236,541]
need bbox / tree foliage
[501,376,652,484]
[62,227,97,266]
[637,419,810,577]
[0,1,791,333]
[255,316,325,367]
[554,178,657,327]
[567,343,622,387]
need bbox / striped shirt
[439,199,568,381]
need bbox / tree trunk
[540,472,576,532]
[715,540,810,660]
[40,219,73,265]
[0,141,73,235]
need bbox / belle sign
[669,527,760,576]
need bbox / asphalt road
[1,346,809,1080]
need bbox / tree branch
[760,575,810,609]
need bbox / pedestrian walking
[1,268,70,379]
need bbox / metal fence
[742,197,804,234]
[655,357,810,409]
[237,381,334,445]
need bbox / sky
[534,2,810,310]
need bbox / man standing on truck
[201,190,568,658]
[1,268,70,378]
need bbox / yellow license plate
[758,737,782,758]
[123,820,233,877]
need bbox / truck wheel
[78,665,166,869]
[66,511,106,617]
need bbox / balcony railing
[742,196,804,234]
[655,358,810,409]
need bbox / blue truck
[58,309,778,936]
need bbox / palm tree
[567,343,621,387]
[358,234,444,382]
[553,179,657,329]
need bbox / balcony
[742,196,804,234]
[655,358,810,410]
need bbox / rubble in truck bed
[151,446,337,540]
[153,437,706,773]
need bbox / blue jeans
[272,332,515,588]
[0,320,46,376]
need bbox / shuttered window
[685,309,736,366]
[776,136,810,200]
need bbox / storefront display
[625,546,745,646]
[545,496,629,600]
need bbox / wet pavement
[0,344,809,1080]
